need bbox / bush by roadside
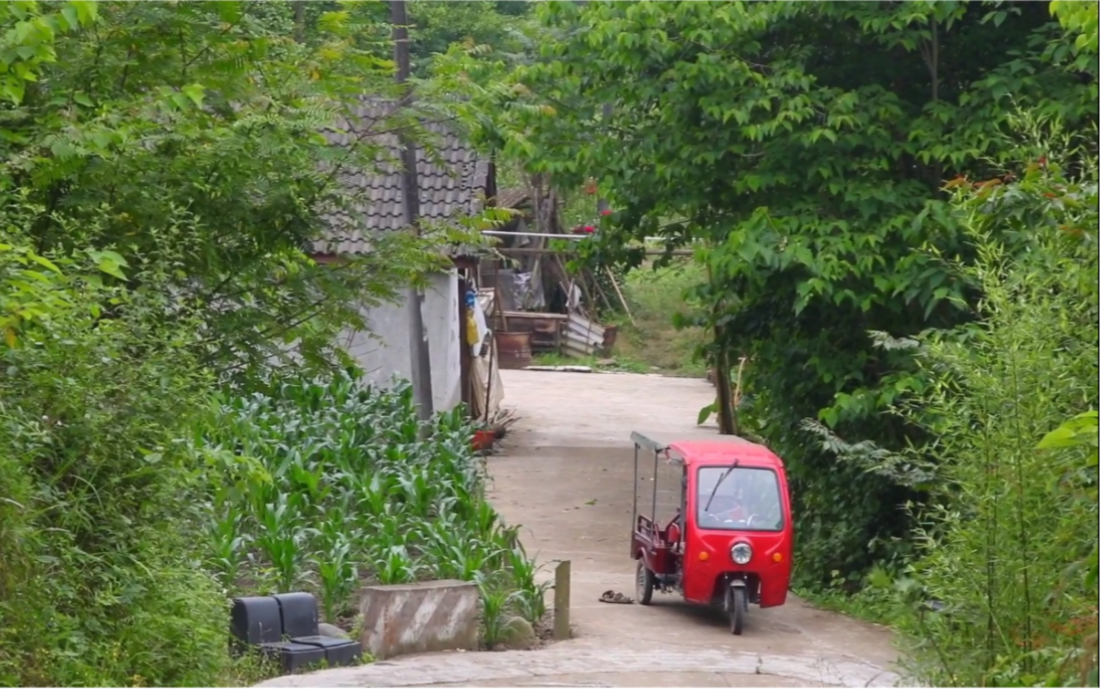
[800,154,1099,687]
[887,159,1099,688]
[0,245,233,687]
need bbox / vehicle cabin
[630,430,793,632]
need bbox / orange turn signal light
[772,552,783,563]
[698,551,710,562]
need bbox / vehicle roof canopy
[631,429,784,469]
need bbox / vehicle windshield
[696,466,784,531]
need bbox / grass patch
[604,258,708,377]
[793,585,897,627]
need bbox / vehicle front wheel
[635,560,655,605]
[728,586,746,635]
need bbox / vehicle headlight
[730,542,752,565]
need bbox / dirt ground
[484,369,902,687]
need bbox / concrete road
[260,370,902,688]
[482,370,902,687]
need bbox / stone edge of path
[255,642,903,688]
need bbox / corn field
[195,373,548,641]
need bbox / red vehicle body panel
[632,436,793,610]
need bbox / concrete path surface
[259,370,903,688]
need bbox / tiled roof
[314,99,491,255]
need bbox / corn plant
[470,499,500,538]
[355,472,396,518]
[421,523,506,582]
[254,494,311,593]
[375,546,419,585]
[507,546,551,626]
[395,467,439,516]
[476,577,517,648]
[199,371,544,622]
[312,535,358,622]
[209,511,250,592]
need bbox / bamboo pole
[604,266,636,327]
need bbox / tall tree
[442,0,1098,587]
[0,1,447,380]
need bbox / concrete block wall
[340,270,462,412]
[359,580,480,659]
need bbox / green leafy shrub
[0,241,232,687]
[887,159,1099,687]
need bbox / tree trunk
[713,332,736,435]
[293,2,305,43]
[706,262,736,435]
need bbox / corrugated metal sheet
[562,311,606,358]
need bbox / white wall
[341,270,462,412]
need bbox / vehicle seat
[666,520,681,552]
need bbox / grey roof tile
[313,99,491,256]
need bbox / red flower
[600,209,612,216]
[583,225,595,233]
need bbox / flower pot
[472,429,496,452]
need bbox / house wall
[341,270,462,412]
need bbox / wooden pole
[483,336,495,425]
[458,276,473,418]
[391,0,434,423]
[553,561,571,640]
[604,266,636,327]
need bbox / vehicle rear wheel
[635,560,655,605]
[728,586,746,635]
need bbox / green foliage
[887,159,1098,687]
[1038,411,1100,452]
[1049,0,1099,73]
[408,0,531,77]
[442,0,1098,593]
[0,2,529,684]
[0,234,231,687]
[197,371,543,637]
[0,1,98,103]
[0,0,447,382]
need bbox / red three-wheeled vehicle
[629,431,794,634]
